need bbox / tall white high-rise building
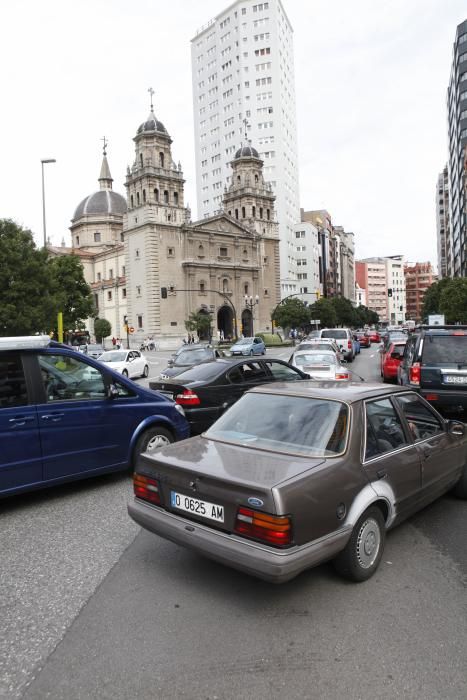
[191,0,300,297]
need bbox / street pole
[41,159,56,248]
[244,294,259,336]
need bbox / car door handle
[377,469,387,479]
[41,413,65,422]
[9,416,35,426]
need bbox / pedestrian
[112,336,116,347]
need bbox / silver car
[290,350,349,381]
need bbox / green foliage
[421,278,452,320]
[185,311,213,335]
[330,296,357,327]
[272,297,309,331]
[0,219,97,336]
[256,332,283,345]
[0,219,52,335]
[309,297,337,328]
[439,278,467,323]
[94,318,112,342]
[355,305,379,327]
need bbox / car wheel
[333,506,386,582]
[134,426,174,463]
[122,369,129,378]
[142,364,149,378]
[453,463,467,499]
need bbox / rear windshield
[321,330,347,340]
[294,353,336,366]
[299,342,335,352]
[206,394,349,457]
[422,335,467,365]
[175,349,212,365]
[169,362,225,381]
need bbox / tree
[330,296,357,327]
[94,318,112,344]
[46,254,96,333]
[355,305,379,327]
[0,219,52,335]
[439,278,467,323]
[309,297,337,328]
[421,278,452,320]
[271,298,309,334]
[185,311,213,339]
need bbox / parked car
[381,330,407,353]
[369,330,381,343]
[318,328,355,362]
[354,331,371,348]
[149,358,307,434]
[229,337,266,356]
[83,343,104,359]
[159,345,223,380]
[381,340,406,383]
[398,325,467,418]
[289,350,349,381]
[0,336,189,498]
[129,382,467,584]
[99,349,149,379]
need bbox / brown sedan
[128,382,467,583]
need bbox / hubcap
[146,434,171,452]
[356,517,381,569]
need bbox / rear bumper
[420,389,467,414]
[128,498,352,583]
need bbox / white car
[98,349,149,379]
[289,338,342,362]
[289,350,349,381]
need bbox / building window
[244,283,249,295]
[136,192,140,205]
[220,247,228,257]
[173,191,179,206]
[198,244,205,258]
[94,232,101,243]
[164,190,169,203]
[130,195,134,208]
[109,268,113,278]
[159,152,164,167]
[167,247,174,257]
[154,188,159,202]
[75,236,79,246]
[235,209,239,219]
[199,281,205,293]
[264,289,269,296]
[266,208,270,220]
[107,291,112,301]
[120,232,124,242]
[135,249,140,258]
[143,189,146,202]
[97,272,101,282]
[122,265,125,276]
[122,288,127,298]
[222,278,229,292]
[137,315,143,329]
[252,206,256,217]
[260,207,263,218]
[136,285,141,295]
[242,206,246,218]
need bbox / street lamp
[41,158,56,248]
[244,294,259,336]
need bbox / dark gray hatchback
[129,382,467,584]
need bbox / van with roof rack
[398,325,467,418]
[0,336,189,498]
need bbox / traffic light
[388,288,393,297]
[161,287,167,299]
[315,289,321,300]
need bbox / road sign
[129,326,135,334]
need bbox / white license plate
[158,390,174,398]
[170,491,224,522]
[444,375,467,384]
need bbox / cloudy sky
[1,0,465,268]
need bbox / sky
[1,0,466,269]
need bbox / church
[53,98,281,346]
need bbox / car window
[264,360,303,380]
[422,335,467,365]
[175,349,212,365]
[100,351,127,363]
[365,398,408,459]
[228,361,268,384]
[207,394,349,456]
[39,354,106,402]
[294,353,336,366]
[395,394,444,441]
[321,330,347,340]
[0,352,28,408]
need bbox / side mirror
[391,352,402,360]
[448,420,465,437]
[167,359,174,367]
[107,384,120,399]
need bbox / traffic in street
[1,340,467,699]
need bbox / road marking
[370,354,375,358]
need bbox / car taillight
[335,372,349,380]
[425,393,439,401]
[133,473,161,505]
[348,340,352,349]
[409,362,421,386]
[234,507,292,547]
[175,389,200,406]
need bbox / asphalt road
[2,346,466,699]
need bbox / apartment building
[293,221,321,298]
[436,165,450,278]
[355,260,388,322]
[191,0,300,297]
[404,262,437,323]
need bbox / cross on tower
[243,118,250,141]
[148,87,155,111]
[101,136,108,156]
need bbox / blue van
[0,336,189,497]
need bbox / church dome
[73,190,127,221]
[234,144,260,159]
[137,110,168,135]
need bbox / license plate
[444,375,467,384]
[158,390,174,398]
[170,491,224,522]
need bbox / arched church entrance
[241,309,253,337]
[217,305,233,341]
